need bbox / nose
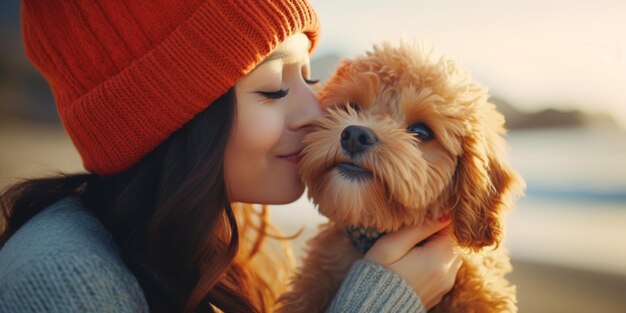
[341,125,378,155]
[288,83,322,131]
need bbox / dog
[277,41,524,313]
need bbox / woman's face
[225,33,322,204]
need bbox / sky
[309,0,626,128]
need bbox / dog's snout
[340,125,378,155]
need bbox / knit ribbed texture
[0,197,148,312]
[0,198,425,313]
[327,259,426,313]
[21,0,319,175]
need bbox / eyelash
[258,89,289,100]
[257,78,319,100]
[305,78,319,85]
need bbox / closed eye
[258,88,289,100]
[305,78,319,85]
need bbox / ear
[452,108,524,251]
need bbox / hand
[364,220,462,310]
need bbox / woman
[0,1,461,312]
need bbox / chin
[255,179,305,205]
[272,183,306,204]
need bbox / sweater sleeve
[326,259,426,313]
[0,252,149,313]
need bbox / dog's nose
[340,125,378,155]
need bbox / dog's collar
[346,226,386,254]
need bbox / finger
[365,220,451,264]
[401,244,462,289]
[418,232,457,261]
[451,254,463,271]
[421,224,454,244]
[443,255,463,291]
[436,224,454,236]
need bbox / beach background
[2,1,625,312]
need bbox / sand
[2,120,625,312]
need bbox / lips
[336,162,372,180]
[278,148,303,164]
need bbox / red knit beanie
[21,0,319,175]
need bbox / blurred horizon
[309,0,626,129]
[1,1,625,312]
[1,0,626,130]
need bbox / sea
[271,127,626,276]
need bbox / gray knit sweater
[0,197,424,313]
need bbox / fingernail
[438,214,451,223]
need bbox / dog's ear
[452,104,524,251]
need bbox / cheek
[233,103,285,150]
[225,102,301,203]
[227,105,284,176]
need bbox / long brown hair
[0,89,292,312]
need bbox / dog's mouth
[335,162,373,180]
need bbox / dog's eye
[340,101,361,113]
[407,122,434,141]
